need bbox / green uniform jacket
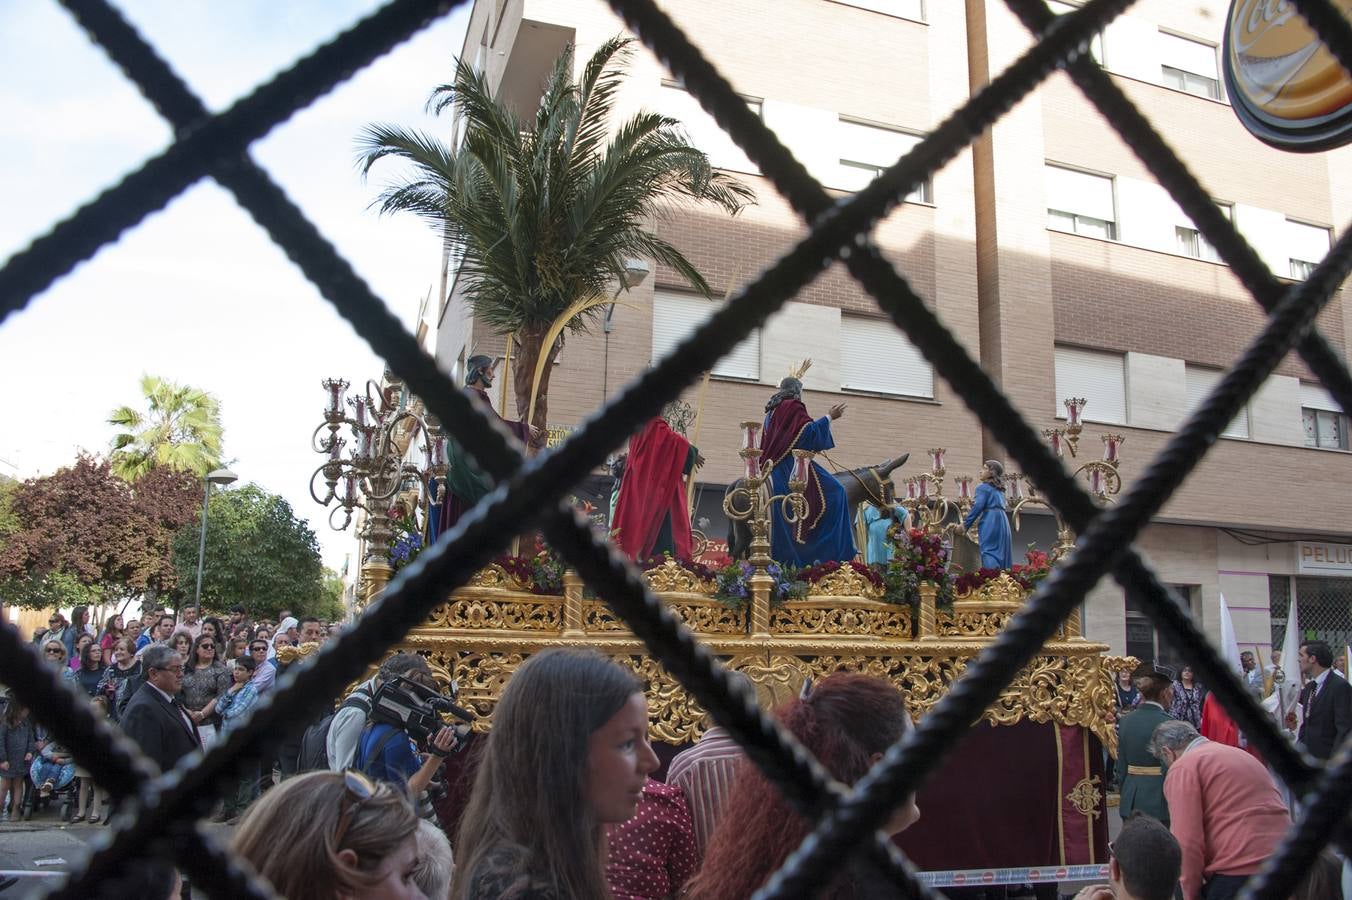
[1115,701,1172,825]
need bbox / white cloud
[0,2,471,575]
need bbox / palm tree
[108,375,224,480]
[357,37,754,448]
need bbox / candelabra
[722,421,812,636]
[1007,398,1124,560]
[898,448,976,539]
[310,374,448,605]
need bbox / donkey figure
[724,453,909,561]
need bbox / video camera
[369,674,476,750]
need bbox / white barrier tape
[916,864,1109,887]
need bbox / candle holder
[897,448,973,538]
[723,443,814,636]
[1008,400,1124,561]
[310,375,448,605]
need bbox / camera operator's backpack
[298,690,373,772]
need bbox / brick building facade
[435,0,1352,659]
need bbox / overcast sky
[0,2,471,573]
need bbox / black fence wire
[0,0,1349,897]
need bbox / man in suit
[1116,662,1175,825]
[1150,720,1290,900]
[1296,640,1352,760]
[120,644,200,773]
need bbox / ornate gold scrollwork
[467,563,530,591]
[401,565,1121,751]
[810,566,884,601]
[771,601,911,637]
[1067,775,1103,819]
[641,558,717,595]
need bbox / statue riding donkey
[724,365,909,564]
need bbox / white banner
[1297,542,1352,576]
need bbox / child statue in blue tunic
[962,459,1013,569]
[860,480,909,565]
[759,372,855,566]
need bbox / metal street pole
[193,468,238,616]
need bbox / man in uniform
[434,355,537,541]
[1115,661,1175,825]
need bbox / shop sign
[1297,541,1352,575]
[1223,0,1352,151]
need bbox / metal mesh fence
[2,0,1352,897]
[1271,576,1352,659]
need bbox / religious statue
[611,407,705,561]
[859,480,909,565]
[432,355,537,541]
[962,459,1013,569]
[760,361,855,566]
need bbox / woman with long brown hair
[451,648,660,899]
[682,673,920,900]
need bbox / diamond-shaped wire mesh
[2,0,1352,897]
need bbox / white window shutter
[1158,32,1219,79]
[1185,366,1250,438]
[839,316,933,398]
[1301,382,1342,413]
[1286,220,1331,265]
[652,291,760,381]
[1054,347,1127,424]
[1045,165,1115,222]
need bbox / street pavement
[0,805,234,898]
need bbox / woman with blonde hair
[231,770,422,899]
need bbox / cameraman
[353,670,458,796]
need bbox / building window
[1046,164,1116,239]
[1301,382,1348,450]
[1286,219,1332,280]
[1174,202,1231,262]
[1185,366,1250,439]
[652,290,760,381]
[839,315,934,398]
[1054,347,1127,424]
[1159,32,1221,100]
[1047,1,1105,64]
[827,0,924,21]
[1126,585,1195,668]
[657,83,762,175]
[835,118,931,203]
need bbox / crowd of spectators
[2,606,1347,900]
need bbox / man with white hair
[1150,720,1290,900]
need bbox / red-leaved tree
[0,454,199,611]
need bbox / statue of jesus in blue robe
[759,378,855,566]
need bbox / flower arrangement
[713,560,808,610]
[952,548,1053,596]
[492,546,567,595]
[388,516,424,573]
[883,528,954,608]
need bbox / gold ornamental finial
[787,358,813,380]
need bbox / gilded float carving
[641,558,717,595]
[467,563,529,591]
[398,565,1119,750]
[810,566,884,601]
[770,600,911,637]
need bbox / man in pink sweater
[1149,720,1291,900]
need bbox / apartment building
[436,0,1352,659]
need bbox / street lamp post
[193,467,238,616]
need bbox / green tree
[172,484,328,620]
[109,374,224,480]
[357,37,752,447]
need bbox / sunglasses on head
[332,771,378,848]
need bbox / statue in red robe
[611,416,702,561]
[432,355,534,541]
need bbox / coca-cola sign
[1222,0,1352,150]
